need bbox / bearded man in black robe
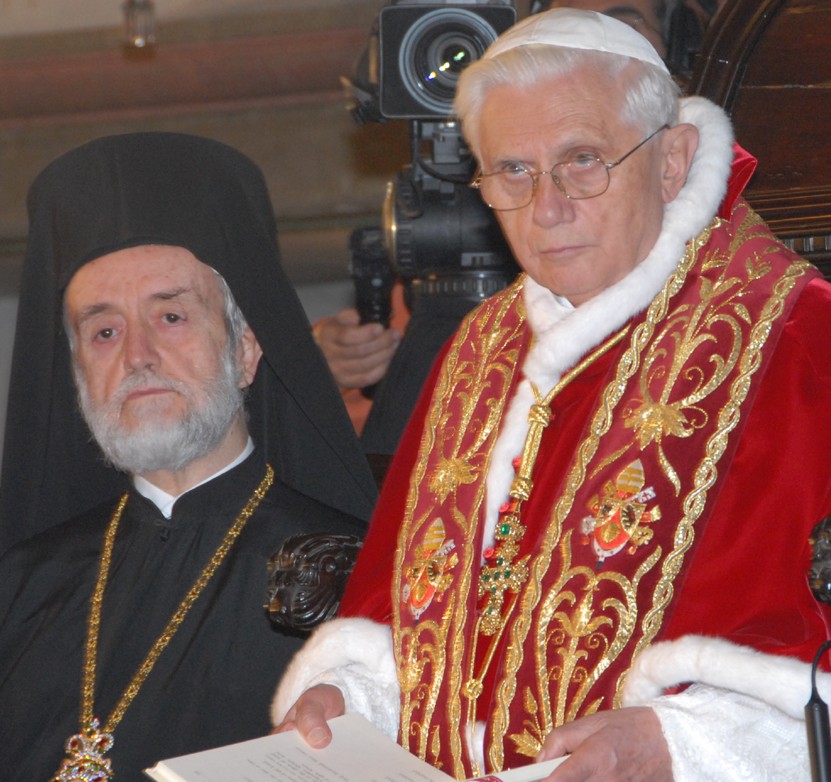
[0,133,378,782]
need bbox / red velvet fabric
[336,130,831,777]
[720,143,758,220]
[341,357,443,621]
[662,276,831,656]
[342,281,831,667]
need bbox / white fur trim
[651,684,811,781]
[483,97,735,548]
[469,721,487,772]
[623,634,831,719]
[271,617,400,739]
[623,637,831,780]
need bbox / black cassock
[0,451,365,781]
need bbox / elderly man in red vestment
[272,8,831,780]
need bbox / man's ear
[660,122,699,203]
[237,326,263,389]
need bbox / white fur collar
[483,97,735,546]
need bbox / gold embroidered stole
[392,203,817,779]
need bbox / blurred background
[0,1,550,459]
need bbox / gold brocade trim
[459,325,633,771]
[398,613,453,769]
[508,529,662,755]
[490,211,811,770]
[627,233,812,688]
[476,326,630,637]
[487,224,701,766]
[393,280,526,777]
[392,205,814,776]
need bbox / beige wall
[0,0,536,285]
[0,1,416,290]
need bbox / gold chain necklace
[51,464,275,782]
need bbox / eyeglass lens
[480,158,610,210]
[475,126,667,211]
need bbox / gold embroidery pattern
[393,281,527,777]
[488,240,693,768]
[512,687,545,759]
[398,614,452,766]
[475,329,630,638]
[508,531,662,758]
[494,212,810,769]
[392,206,813,776]
[635,241,812,665]
[622,212,783,494]
[492,226,705,768]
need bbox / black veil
[0,132,378,551]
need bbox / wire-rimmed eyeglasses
[470,125,670,211]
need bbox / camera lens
[398,9,500,117]
[418,32,477,102]
[435,40,473,75]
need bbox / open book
[145,712,566,782]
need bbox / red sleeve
[339,340,453,621]
[664,277,831,662]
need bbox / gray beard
[74,349,245,475]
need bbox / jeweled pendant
[52,720,114,782]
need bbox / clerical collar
[132,438,255,519]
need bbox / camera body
[348,1,519,321]
[382,121,517,303]
[377,0,517,120]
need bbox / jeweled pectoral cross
[52,719,114,782]
[479,502,530,636]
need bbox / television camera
[345,0,519,327]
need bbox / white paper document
[144,712,566,782]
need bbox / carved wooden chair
[689,0,831,278]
